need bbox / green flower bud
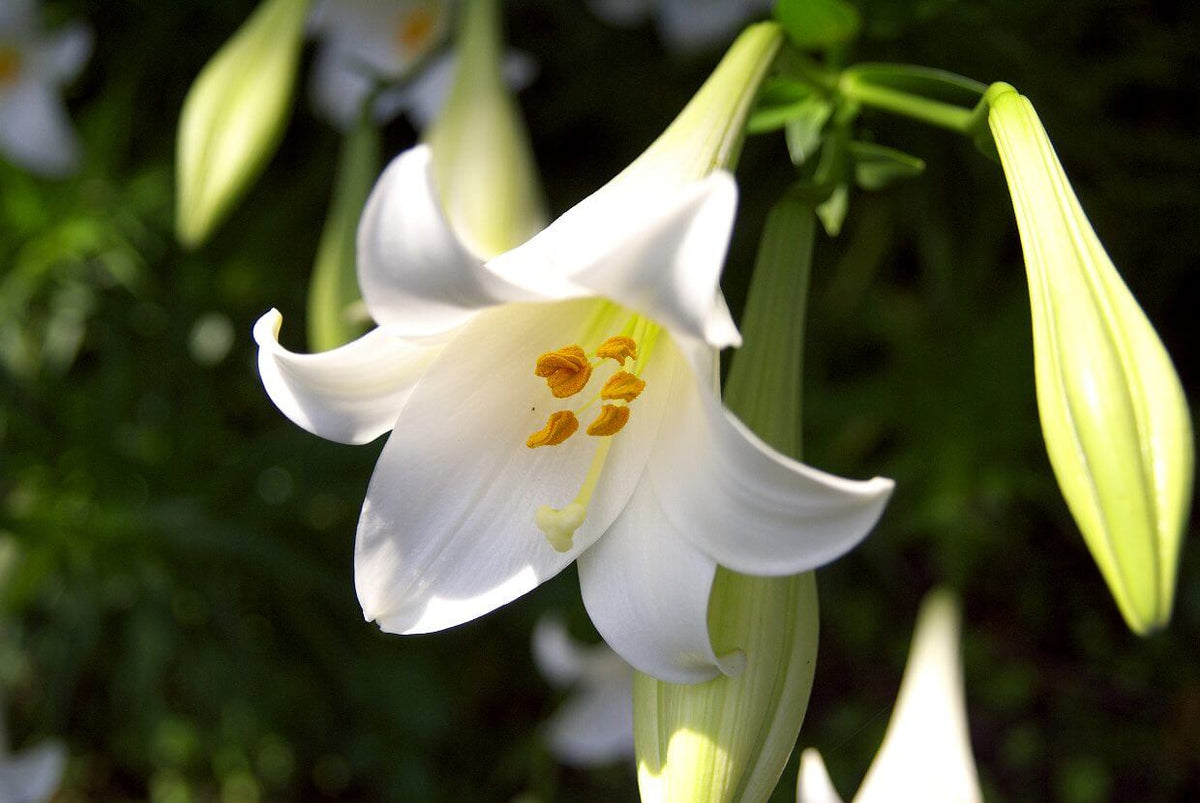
[425,0,544,257]
[635,199,821,803]
[175,0,309,247]
[988,85,1194,634]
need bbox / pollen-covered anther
[596,335,638,364]
[526,411,579,448]
[600,370,646,403]
[586,404,631,437]
[534,345,593,398]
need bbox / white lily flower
[256,22,893,683]
[308,0,533,130]
[797,590,983,803]
[589,0,772,52]
[0,0,91,176]
[532,616,634,767]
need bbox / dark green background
[0,0,1195,799]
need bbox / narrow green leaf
[842,63,985,108]
[816,182,848,236]
[849,141,925,190]
[782,98,832,166]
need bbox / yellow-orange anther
[596,336,638,364]
[535,345,593,398]
[587,405,631,437]
[394,5,438,53]
[527,411,580,448]
[601,370,646,402]
[0,47,21,86]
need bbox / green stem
[837,72,974,132]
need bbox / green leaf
[841,63,986,108]
[816,182,848,236]
[782,97,833,166]
[775,0,862,49]
[747,80,817,134]
[849,141,926,190]
[175,0,310,248]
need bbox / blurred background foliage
[0,0,1196,800]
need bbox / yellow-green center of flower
[525,313,658,552]
[0,46,21,88]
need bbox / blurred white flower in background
[532,616,633,767]
[797,590,983,803]
[0,0,92,176]
[588,0,772,51]
[308,0,534,130]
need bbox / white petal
[0,741,67,803]
[532,615,587,687]
[308,44,375,130]
[491,171,742,349]
[855,591,983,803]
[578,480,742,683]
[542,666,634,768]
[797,749,846,803]
[254,309,442,445]
[649,363,894,576]
[356,145,555,335]
[0,78,80,176]
[0,0,34,35]
[38,23,92,82]
[355,299,672,633]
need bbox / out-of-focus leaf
[850,141,926,190]
[841,63,985,108]
[816,182,849,236]
[747,79,817,134]
[783,97,833,165]
[775,0,862,49]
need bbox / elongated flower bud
[176,0,310,247]
[424,0,545,257]
[636,198,821,802]
[988,84,1194,634]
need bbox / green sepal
[306,121,380,352]
[774,0,862,49]
[849,141,925,190]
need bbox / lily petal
[491,170,743,349]
[855,591,982,803]
[356,145,551,336]
[0,741,67,803]
[578,480,743,683]
[532,616,635,767]
[797,748,846,803]
[355,299,672,634]
[39,22,92,82]
[649,367,894,576]
[308,43,375,131]
[254,309,443,445]
[0,78,79,176]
